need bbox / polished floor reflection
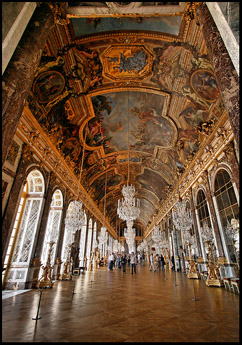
[2,265,239,342]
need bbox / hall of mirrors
[2,3,239,342]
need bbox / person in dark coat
[121,254,127,273]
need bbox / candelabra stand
[205,240,224,287]
[60,244,72,280]
[37,241,55,288]
[187,243,200,279]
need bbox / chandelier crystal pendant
[124,219,136,253]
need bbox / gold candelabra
[37,241,55,288]
[186,243,200,279]
[205,240,224,287]
[60,244,72,280]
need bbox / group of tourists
[107,252,167,274]
[107,252,138,274]
[149,253,165,272]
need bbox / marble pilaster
[2,145,34,257]
[2,3,54,166]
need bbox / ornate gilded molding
[48,2,70,26]
[16,106,117,239]
[182,2,202,23]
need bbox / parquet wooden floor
[2,264,239,342]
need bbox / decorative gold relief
[182,2,201,23]
[48,2,70,25]
[6,141,20,165]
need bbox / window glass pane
[219,210,227,227]
[215,171,224,191]
[221,191,230,208]
[231,204,239,219]
[216,194,223,211]
[228,186,237,205]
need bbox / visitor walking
[149,253,154,271]
[130,252,136,274]
[127,254,131,267]
[160,254,165,271]
[108,253,114,270]
[121,254,127,273]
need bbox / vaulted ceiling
[25,2,226,238]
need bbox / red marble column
[202,171,224,257]
[190,188,202,257]
[33,172,55,259]
[2,3,54,166]
[196,3,239,147]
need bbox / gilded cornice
[144,112,234,238]
[16,106,117,239]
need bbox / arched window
[41,190,63,268]
[79,213,87,267]
[3,169,45,289]
[86,218,93,268]
[214,169,239,263]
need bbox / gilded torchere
[37,241,55,288]
[205,240,224,287]
[186,243,200,279]
[60,244,73,280]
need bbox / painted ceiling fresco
[27,2,225,234]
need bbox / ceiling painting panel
[70,16,182,38]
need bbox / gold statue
[59,244,72,280]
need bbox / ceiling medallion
[100,45,153,81]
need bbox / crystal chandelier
[172,196,193,232]
[65,200,85,236]
[97,226,108,250]
[117,184,140,222]
[117,90,140,224]
[152,225,162,253]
